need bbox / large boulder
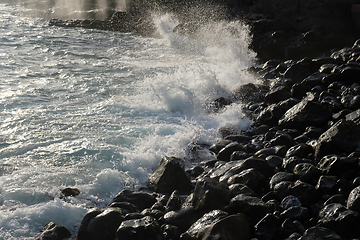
[115,216,162,240]
[192,177,231,213]
[278,100,332,130]
[196,214,252,240]
[148,156,193,194]
[35,222,71,240]
[314,119,360,161]
[109,189,157,211]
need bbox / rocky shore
[36,1,360,240]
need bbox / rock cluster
[37,39,360,240]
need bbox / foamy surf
[0,2,257,238]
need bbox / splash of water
[13,0,127,20]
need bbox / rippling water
[0,1,256,238]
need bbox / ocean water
[0,1,257,238]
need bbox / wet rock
[109,202,138,214]
[278,218,303,238]
[270,172,294,190]
[162,224,180,240]
[209,139,232,154]
[229,151,250,161]
[109,190,157,211]
[256,103,286,126]
[217,142,246,162]
[229,194,269,224]
[273,181,295,200]
[279,100,332,130]
[317,155,359,180]
[318,203,360,239]
[228,183,257,197]
[148,156,193,194]
[208,97,232,112]
[283,59,312,83]
[253,213,279,240]
[60,187,80,197]
[196,214,252,240]
[86,208,124,240]
[285,143,314,158]
[218,157,275,184]
[264,86,291,103]
[192,177,231,212]
[298,226,342,240]
[281,195,302,210]
[185,210,228,238]
[115,216,162,240]
[165,190,182,212]
[291,180,318,207]
[141,208,164,220]
[163,206,198,232]
[315,176,337,194]
[323,194,346,206]
[347,186,360,213]
[226,168,267,194]
[77,208,104,240]
[266,155,283,169]
[291,83,310,99]
[233,83,264,103]
[315,119,360,161]
[301,72,328,88]
[35,222,71,240]
[266,133,296,148]
[161,224,181,240]
[293,163,320,184]
[280,206,309,223]
[282,157,312,173]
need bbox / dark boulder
[347,186,360,213]
[270,172,294,190]
[280,206,310,223]
[317,155,359,180]
[264,86,291,104]
[315,176,338,194]
[278,100,332,130]
[35,222,71,240]
[60,187,80,198]
[109,190,157,211]
[253,213,279,240]
[192,177,231,212]
[226,168,267,195]
[165,190,182,212]
[315,119,360,161]
[283,59,312,83]
[217,142,246,162]
[298,226,342,240]
[218,157,275,184]
[148,156,193,194]
[229,194,270,224]
[256,103,286,126]
[77,208,104,240]
[162,224,181,240]
[163,206,198,232]
[196,214,252,240]
[85,208,124,240]
[293,163,320,184]
[115,216,162,240]
[185,210,228,238]
[232,83,264,103]
[285,143,313,158]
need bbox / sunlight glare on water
[0,1,256,238]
